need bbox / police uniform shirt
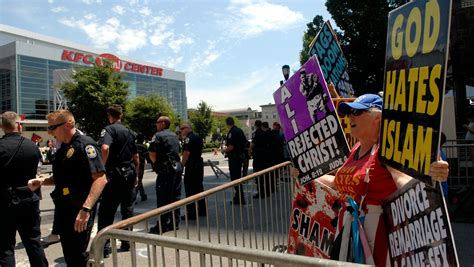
[53,132,105,204]
[182,131,203,167]
[149,129,180,166]
[136,143,148,165]
[98,122,137,169]
[251,128,266,157]
[0,133,41,196]
[226,126,246,157]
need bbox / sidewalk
[12,152,474,266]
[13,152,233,266]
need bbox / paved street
[11,152,474,266]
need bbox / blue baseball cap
[338,94,383,115]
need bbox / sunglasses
[346,109,367,117]
[180,126,188,130]
[47,121,66,131]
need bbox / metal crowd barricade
[88,162,363,266]
[443,141,474,188]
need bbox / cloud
[139,7,151,17]
[186,41,221,73]
[112,5,125,15]
[225,0,304,38]
[165,56,183,69]
[147,14,175,45]
[60,14,148,54]
[150,29,173,46]
[116,29,147,54]
[168,35,194,53]
[81,0,101,4]
[48,0,54,3]
[128,0,139,6]
[51,6,68,13]
[187,66,280,110]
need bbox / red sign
[287,179,342,258]
[61,50,163,76]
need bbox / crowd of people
[0,92,452,266]
[0,107,206,266]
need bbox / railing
[92,229,368,266]
[89,161,296,266]
[88,161,366,266]
[443,143,474,187]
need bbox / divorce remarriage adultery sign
[273,57,350,185]
[379,0,452,183]
[383,179,458,266]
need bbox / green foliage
[188,101,213,140]
[325,0,401,95]
[300,15,325,66]
[61,62,129,139]
[204,141,221,149]
[125,94,177,139]
[211,116,228,136]
[210,115,242,138]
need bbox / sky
[0,0,332,111]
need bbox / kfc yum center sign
[61,50,163,76]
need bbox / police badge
[85,145,97,159]
[66,147,75,158]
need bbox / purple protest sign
[273,57,350,184]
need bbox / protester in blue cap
[298,93,450,265]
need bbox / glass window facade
[1,54,187,120]
[17,55,71,119]
[123,73,187,118]
[0,55,16,112]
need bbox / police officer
[250,120,265,172]
[136,133,149,201]
[180,123,206,219]
[97,104,139,256]
[0,112,48,267]
[250,120,270,198]
[222,117,247,205]
[28,110,107,267]
[148,116,182,234]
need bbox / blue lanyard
[348,197,363,263]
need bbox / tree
[188,101,213,140]
[211,115,242,138]
[300,1,404,95]
[61,62,129,139]
[125,95,177,139]
[299,15,325,66]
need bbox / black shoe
[119,242,130,252]
[149,224,179,234]
[141,195,148,201]
[40,234,60,248]
[103,246,112,258]
[149,225,160,234]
